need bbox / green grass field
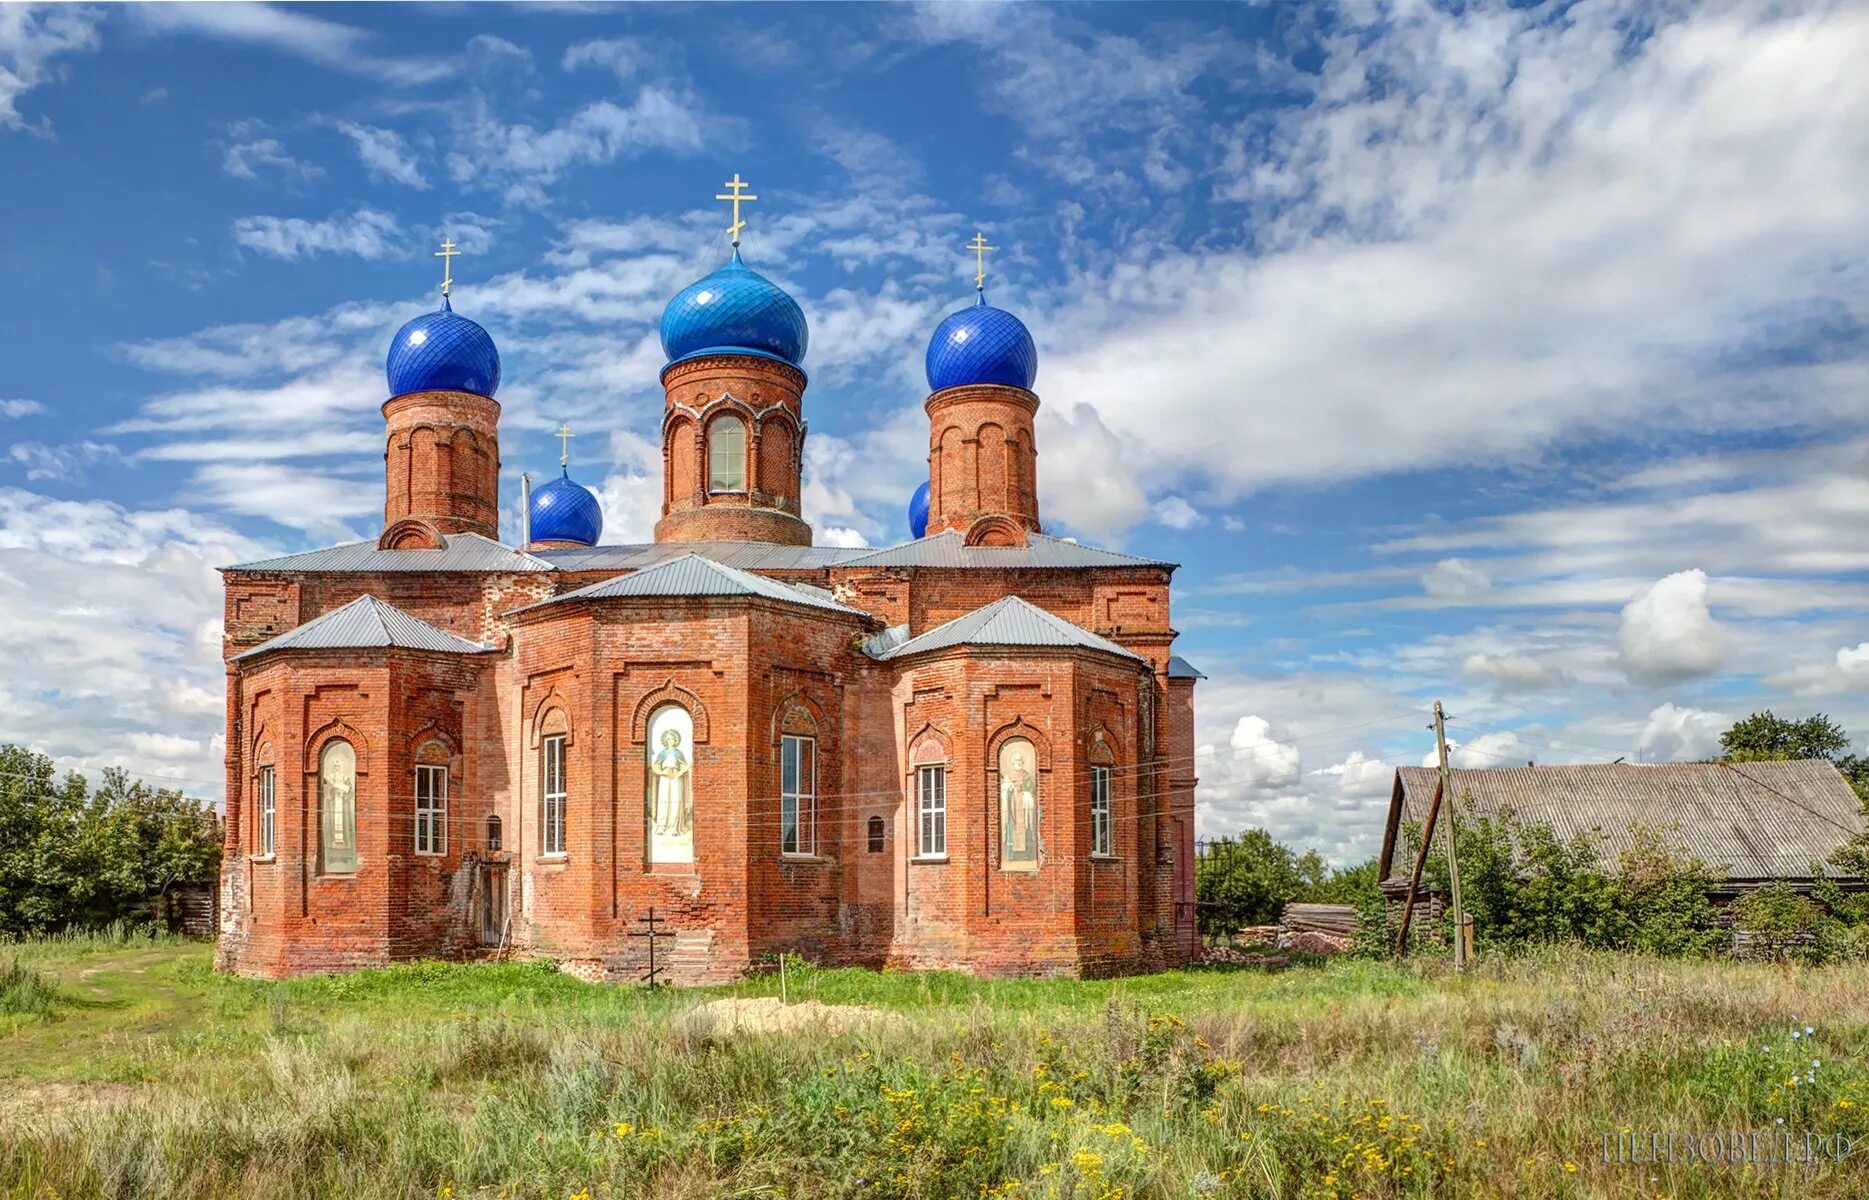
[2,935,1864,1199]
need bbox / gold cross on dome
[715,172,757,247]
[556,422,574,467]
[435,238,461,298]
[967,231,994,291]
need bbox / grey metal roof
[234,594,492,660]
[861,624,911,658]
[228,532,554,574]
[834,531,1174,570]
[533,541,862,572]
[512,553,873,618]
[1167,655,1206,680]
[870,595,1145,662]
[1385,761,1865,882]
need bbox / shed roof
[835,531,1173,570]
[1167,655,1207,680]
[233,594,492,660]
[868,595,1145,663]
[228,532,553,574]
[510,552,872,618]
[1383,760,1865,883]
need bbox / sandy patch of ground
[686,996,907,1038]
[0,1081,138,1126]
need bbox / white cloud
[131,3,449,86]
[1421,557,1491,599]
[7,440,124,483]
[1312,750,1391,798]
[1618,569,1728,685]
[1636,702,1730,763]
[1767,641,1869,697]
[1461,652,1560,692]
[0,4,102,134]
[0,399,45,419]
[334,121,427,188]
[819,526,870,549]
[1226,716,1301,789]
[1152,495,1204,530]
[562,37,645,81]
[1036,403,1148,541]
[1431,730,1535,771]
[444,88,705,205]
[232,208,405,261]
[221,121,321,183]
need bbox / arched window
[867,815,886,853]
[414,741,448,856]
[486,813,503,852]
[319,740,358,874]
[255,741,276,858]
[998,737,1039,872]
[708,416,746,492]
[1088,741,1115,859]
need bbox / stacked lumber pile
[1279,903,1358,954]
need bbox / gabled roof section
[869,595,1145,663]
[1383,760,1866,883]
[835,530,1174,570]
[228,532,553,574]
[1167,655,1207,680]
[511,552,873,618]
[233,595,492,661]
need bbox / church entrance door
[479,862,508,947]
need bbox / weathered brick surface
[655,354,811,546]
[924,383,1041,541]
[382,391,501,539]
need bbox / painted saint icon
[646,705,695,864]
[999,737,1039,871]
[320,739,358,873]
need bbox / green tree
[1194,828,1309,936]
[1718,712,1869,874]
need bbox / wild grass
[1,942,1865,1199]
[0,956,58,1018]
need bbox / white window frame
[257,765,275,858]
[916,764,946,859]
[781,734,816,857]
[708,416,747,492]
[1090,765,1113,858]
[541,734,567,858]
[415,764,448,856]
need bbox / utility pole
[1433,701,1471,970]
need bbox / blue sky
[4,1,1869,862]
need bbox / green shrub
[0,955,58,1016]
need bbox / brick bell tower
[654,176,812,547]
[922,235,1041,547]
[378,246,502,550]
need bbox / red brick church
[214,188,1202,982]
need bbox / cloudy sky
[3,1,1868,862]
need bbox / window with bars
[541,734,566,857]
[916,765,946,858]
[257,765,275,857]
[781,734,815,856]
[415,764,447,856]
[1090,765,1113,857]
[708,416,746,491]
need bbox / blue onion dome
[386,296,501,398]
[530,469,603,546]
[659,248,808,369]
[925,294,1038,393]
[909,479,931,539]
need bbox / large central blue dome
[530,470,603,546]
[660,249,808,369]
[386,297,501,398]
[926,295,1037,393]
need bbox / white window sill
[249,854,276,864]
[415,849,447,858]
[910,854,948,864]
[780,852,824,863]
[1089,853,1120,862]
[537,853,569,862]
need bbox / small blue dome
[925,295,1038,393]
[530,470,603,546]
[909,479,930,539]
[660,249,808,368]
[386,297,501,398]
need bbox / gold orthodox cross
[968,231,994,290]
[435,238,461,298]
[715,173,757,247]
[556,422,574,467]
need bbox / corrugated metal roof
[512,552,873,618]
[1167,655,1206,680]
[1387,761,1865,882]
[234,594,492,660]
[228,532,554,574]
[861,624,911,657]
[835,531,1174,570]
[533,541,862,572]
[870,595,1145,662]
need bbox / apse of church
[213,176,1202,983]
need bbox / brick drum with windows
[214,201,1203,982]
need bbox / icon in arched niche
[320,739,358,873]
[646,704,695,864]
[999,737,1039,871]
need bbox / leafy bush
[0,955,58,1017]
[0,743,221,936]
[1734,882,1822,962]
